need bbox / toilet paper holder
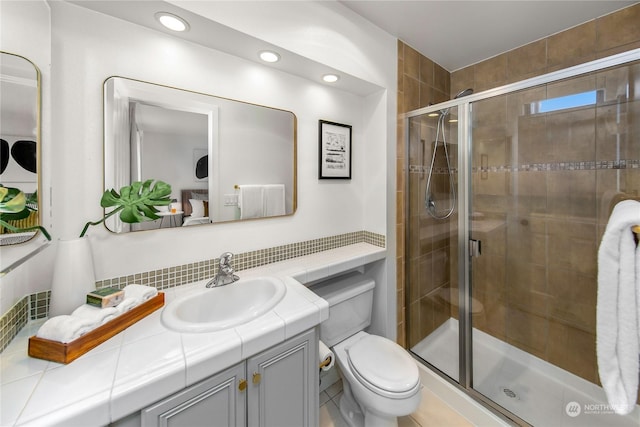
[319,356,332,370]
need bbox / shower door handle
[469,239,482,257]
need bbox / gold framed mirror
[0,52,41,246]
[103,77,296,233]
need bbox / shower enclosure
[405,49,640,426]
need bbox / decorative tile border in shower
[96,230,385,291]
[410,158,640,174]
[0,230,385,352]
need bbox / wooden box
[28,293,165,364]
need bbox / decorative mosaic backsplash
[409,158,640,174]
[95,230,384,290]
[0,230,385,352]
[0,291,49,352]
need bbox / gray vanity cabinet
[141,328,318,427]
[247,328,317,426]
[141,363,246,426]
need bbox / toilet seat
[346,334,420,399]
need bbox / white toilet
[311,272,421,427]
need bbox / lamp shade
[49,237,96,317]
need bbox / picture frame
[318,120,352,179]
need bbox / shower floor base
[411,318,640,426]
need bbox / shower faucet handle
[469,239,482,258]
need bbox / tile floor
[319,379,474,427]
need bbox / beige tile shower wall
[458,2,640,392]
[451,3,640,95]
[397,41,451,347]
[398,3,640,351]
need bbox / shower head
[439,88,474,117]
[454,88,474,99]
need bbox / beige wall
[450,3,640,94]
[397,41,451,346]
[397,3,640,392]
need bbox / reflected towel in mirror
[264,184,285,217]
[238,185,264,219]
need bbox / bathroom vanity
[140,329,315,427]
[0,243,386,427]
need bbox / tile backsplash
[0,230,385,352]
[95,230,384,291]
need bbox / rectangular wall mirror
[104,77,296,233]
[0,52,41,246]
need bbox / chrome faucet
[206,252,239,287]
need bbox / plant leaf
[100,179,172,224]
[0,187,26,213]
[0,186,51,241]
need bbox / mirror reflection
[104,77,296,233]
[0,52,40,246]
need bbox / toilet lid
[347,335,419,396]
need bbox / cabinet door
[247,329,318,427]
[142,363,246,427]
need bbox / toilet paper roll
[319,340,335,371]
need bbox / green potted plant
[0,186,51,240]
[80,179,172,237]
[50,179,172,316]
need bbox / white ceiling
[5,0,637,137]
[340,0,637,71]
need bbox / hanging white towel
[238,185,264,219]
[36,315,96,343]
[596,199,640,415]
[263,184,285,217]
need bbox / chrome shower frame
[403,47,640,425]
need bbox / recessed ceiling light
[155,12,189,32]
[259,51,281,63]
[322,74,339,83]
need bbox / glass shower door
[407,106,461,382]
[469,61,640,426]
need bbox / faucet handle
[219,252,234,274]
[219,252,233,266]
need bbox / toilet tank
[309,272,375,347]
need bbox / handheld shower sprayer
[425,88,473,219]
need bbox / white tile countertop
[0,243,386,426]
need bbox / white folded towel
[263,184,285,217]
[71,304,117,326]
[123,284,158,302]
[36,315,96,343]
[596,199,640,415]
[115,297,140,314]
[238,185,264,219]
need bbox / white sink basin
[162,276,286,333]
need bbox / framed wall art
[318,120,351,179]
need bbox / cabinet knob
[252,372,261,385]
[238,379,247,391]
